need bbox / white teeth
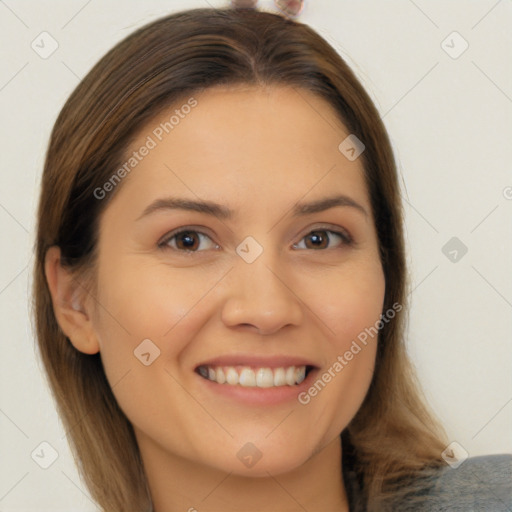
[285,366,296,386]
[216,367,226,384]
[256,367,274,388]
[273,367,286,386]
[198,365,308,387]
[226,367,239,385]
[239,368,256,387]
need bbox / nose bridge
[220,241,303,334]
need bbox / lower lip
[196,368,319,406]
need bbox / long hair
[33,7,446,511]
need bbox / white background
[0,1,511,510]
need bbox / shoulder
[400,454,512,511]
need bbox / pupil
[309,231,326,248]
[180,232,197,249]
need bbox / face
[87,85,385,476]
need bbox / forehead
[106,85,370,218]
[166,84,351,159]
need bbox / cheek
[298,263,384,444]
[95,258,214,339]
[89,260,207,439]
[314,258,386,349]
[91,257,227,386]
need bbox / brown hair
[34,7,446,511]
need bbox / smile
[197,365,311,387]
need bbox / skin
[46,85,386,512]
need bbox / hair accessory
[274,0,305,17]
[230,0,305,18]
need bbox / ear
[44,246,100,355]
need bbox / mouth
[193,355,320,405]
[195,364,315,388]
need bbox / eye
[159,226,352,253]
[159,228,219,252]
[292,228,352,250]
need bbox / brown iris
[175,231,200,251]
[304,230,329,250]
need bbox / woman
[33,6,511,511]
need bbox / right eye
[158,228,220,253]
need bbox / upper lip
[195,354,319,370]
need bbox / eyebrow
[136,194,368,221]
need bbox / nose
[220,253,304,336]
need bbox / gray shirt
[344,454,512,511]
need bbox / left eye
[292,229,350,250]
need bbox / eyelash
[158,225,353,254]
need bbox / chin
[202,441,314,478]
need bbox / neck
[137,433,349,512]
